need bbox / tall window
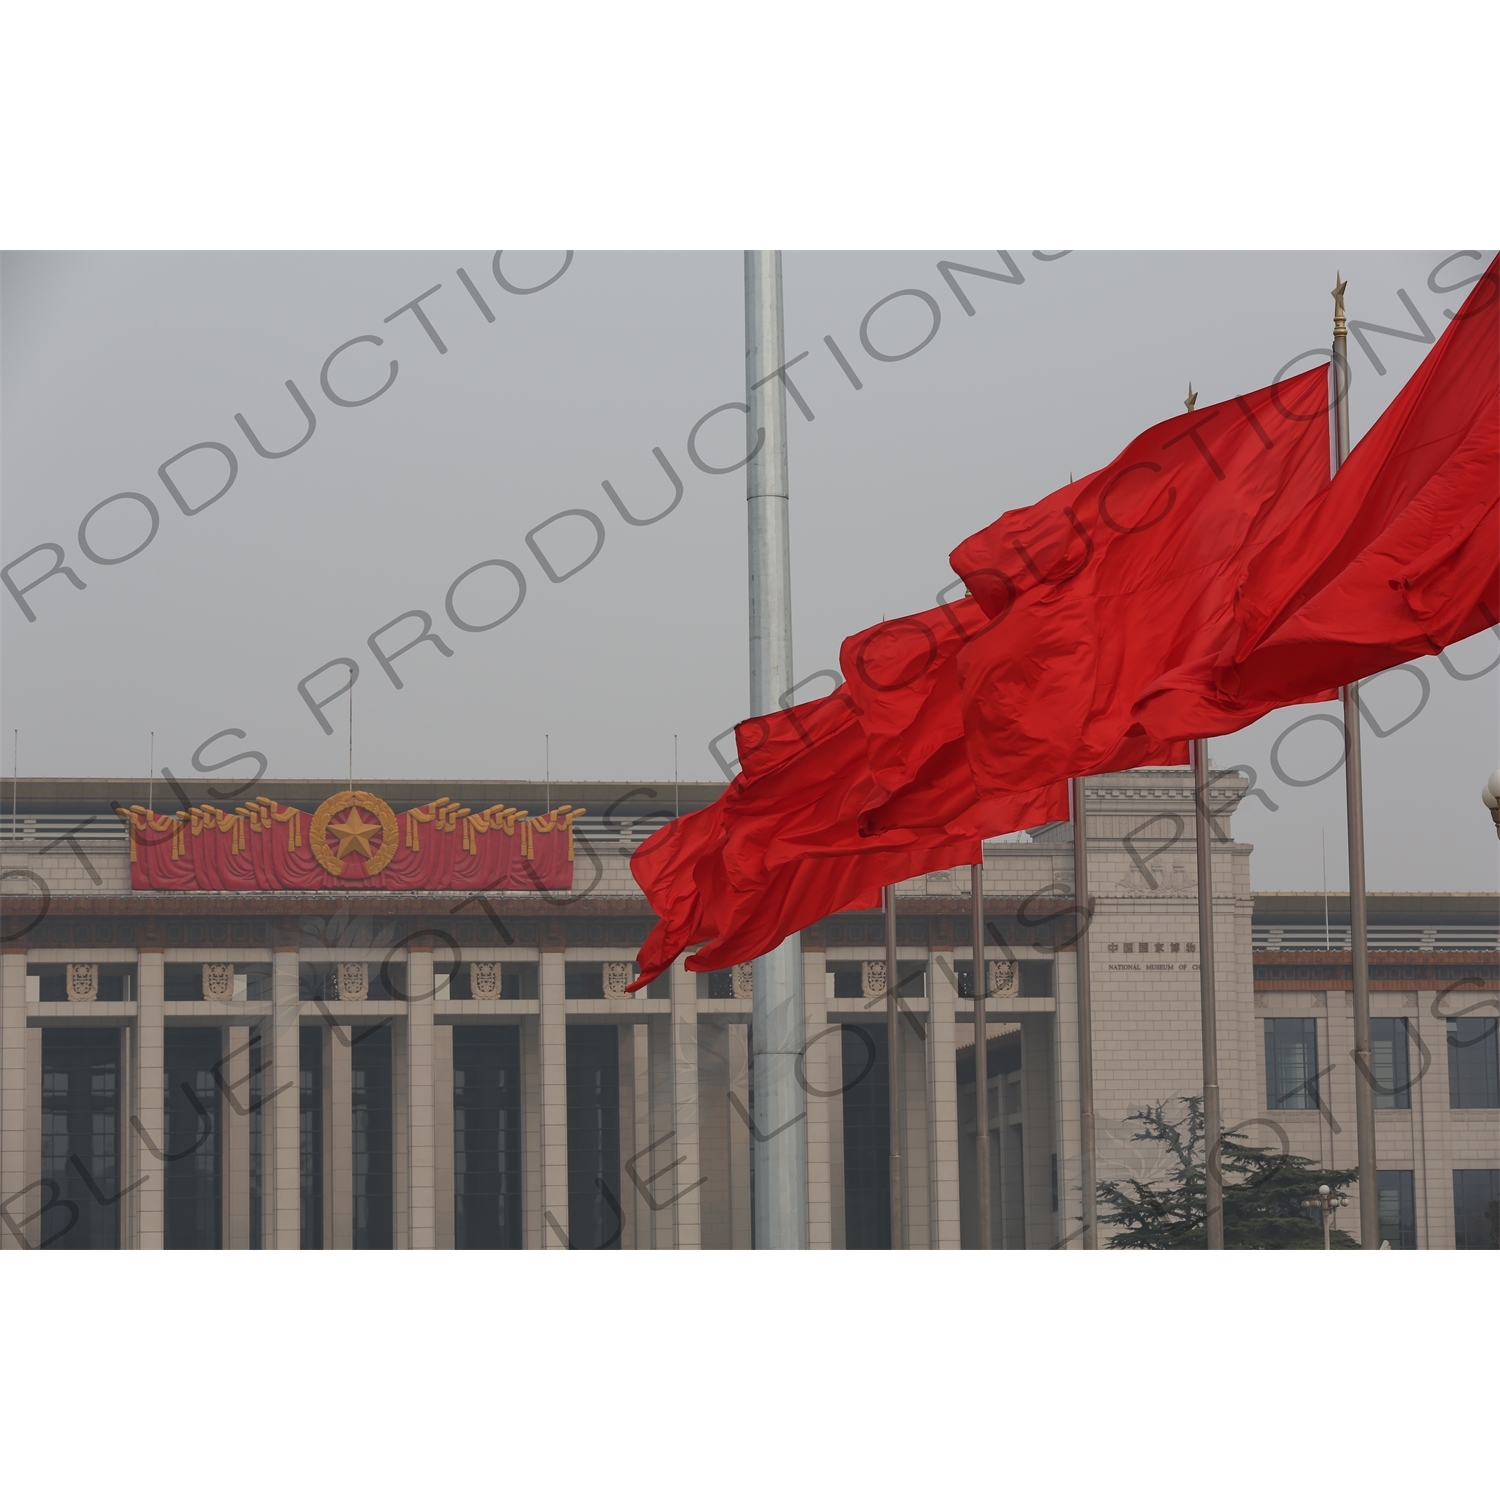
[1376,1169,1416,1249]
[1448,1017,1500,1109]
[842,1024,890,1249]
[1264,1018,1320,1110]
[1371,1018,1412,1109]
[1452,1170,1499,1250]
[299,1026,324,1250]
[453,1026,523,1249]
[565,1026,622,1249]
[164,1028,223,1249]
[40,1029,121,1250]
[351,1023,394,1250]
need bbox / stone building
[2,771,1495,1249]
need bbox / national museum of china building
[2,770,1495,1251]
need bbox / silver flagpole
[1070,776,1098,1249]
[1190,739,1225,1248]
[971,862,992,1248]
[745,251,807,1249]
[1331,275,1381,1250]
[1182,384,1225,1250]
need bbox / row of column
[1,941,1069,1249]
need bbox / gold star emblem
[327,806,380,858]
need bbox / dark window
[164,964,207,1002]
[1265,1018,1320,1110]
[1019,961,1054,998]
[1371,1018,1411,1109]
[40,1028,121,1250]
[351,1023,394,1249]
[300,1026,324,1249]
[830,965,862,1001]
[565,1026,622,1248]
[565,963,605,1000]
[697,968,741,1000]
[164,1027,223,1249]
[841,1024,890,1249]
[1376,1169,1416,1249]
[647,971,672,999]
[1452,1169,1499,1250]
[453,1026,523,1249]
[1448,1017,1500,1109]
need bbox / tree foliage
[1098,1096,1360,1249]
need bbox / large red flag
[631,368,1334,985]
[952,365,1335,793]
[1138,255,1499,735]
[629,598,1068,988]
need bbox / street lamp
[1301,1182,1349,1251]
[1482,769,1500,838]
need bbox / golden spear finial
[1184,383,1198,412]
[1332,273,1348,337]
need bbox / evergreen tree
[1098,1096,1360,1249]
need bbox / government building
[2,770,1495,1250]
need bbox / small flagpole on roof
[1330,274,1381,1250]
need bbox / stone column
[405,942,437,1250]
[728,1022,753,1249]
[327,1019,353,1249]
[0,949,28,1250]
[648,1015,674,1248]
[133,947,166,1250]
[224,1024,253,1249]
[1412,988,1450,1250]
[670,956,701,1249]
[1053,949,1085,1250]
[538,948,569,1248]
[628,1022,653,1249]
[801,943,832,1250]
[926,947,962,1249]
[433,1022,455,1250]
[268,944,301,1249]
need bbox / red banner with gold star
[119,793,581,891]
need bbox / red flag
[629,598,1068,989]
[952,365,1334,793]
[1138,255,1499,735]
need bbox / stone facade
[1,773,1494,1250]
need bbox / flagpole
[1070,776,1098,1249]
[1178,384,1226,1250]
[885,885,905,1250]
[1190,739,1225,1248]
[745,250,808,1249]
[1331,274,1381,1250]
[971,862,992,1248]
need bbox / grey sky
[2,249,1495,892]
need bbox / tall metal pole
[745,251,807,1249]
[1331,274,1380,1251]
[1070,777,1098,1248]
[1190,739,1225,1248]
[971,863,992,1248]
[884,887,905,1250]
